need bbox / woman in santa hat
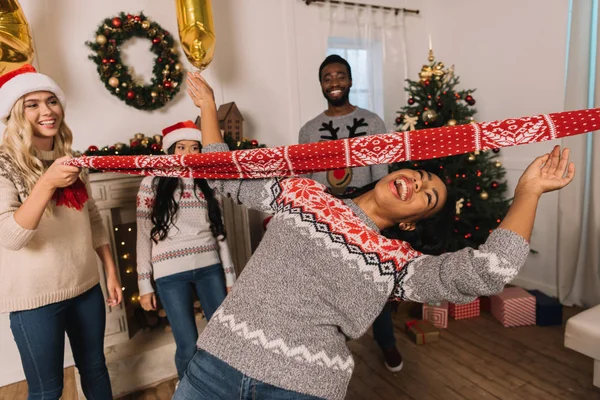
[0,65,121,399]
[135,121,235,383]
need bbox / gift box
[527,290,563,326]
[405,320,440,344]
[422,301,448,328]
[491,287,536,327]
[449,298,480,320]
[480,296,491,312]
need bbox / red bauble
[131,140,140,147]
[134,15,141,22]
[446,178,452,185]
[126,91,135,99]
[151,143,161,152]
[109,146,116,151]
[492,148,500,153]
[251,139,259,146]
[466,201,472,207]
[102,59,109,64]
[395,116,402,125]
[157,57,163,63]
[87,145,99,153]
[152,38,161,44]
[437,101,443,108]
[475,185,481,192]
[407,98,415,105]
[109,58,115,63]
[163,81,172,88]
[424,80,430,86]
[126,14,133,20]
[112,17,122,28]
[491,181,499,189]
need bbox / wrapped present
[491,287,536,327]
[528,290,563,326]
[405,320,440,344]
[449,298,480,320]
[422,301,448,328]
[480,296,491,312]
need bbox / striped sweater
[136,176,236,296]
[197,143,530,400]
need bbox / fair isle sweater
[298,107,389,194]
[197,143,530,400]
[0,149,109,313]
[136,176,236,296]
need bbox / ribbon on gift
[406,319,427,344]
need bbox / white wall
[0,0,570,386]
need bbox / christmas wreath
[86,12,184,110]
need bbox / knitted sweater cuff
[138,278,154,296]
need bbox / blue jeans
[173,349,324,399]
[372,302,396,349]
[9,284,112,400]
[155,264,227,380]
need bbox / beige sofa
[564,304,600,388]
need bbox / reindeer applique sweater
[298,107,389,194]
[197,143,530,400]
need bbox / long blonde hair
[1,95,74,195]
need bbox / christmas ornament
[151,143,161,152]
[495,161,502,168]
[491,181,499,189]
[251,139,259,146]
[400,115,418,131]
[395,116,402,125]
[115,142,125,150]
[475,185,481,192]
[480,191,489,200]
[86,12,183,110]
[422,109,438,123]
[408,97,415,105]
[96,34,107,45]
[455,198,464,215]
[0,0,34,74]
[467,154,476,162]
[465,95,476,105]
[175,0,216,70]
[87,145,99,153]
[492,148,500,153]
[66,109,600,179]
[447,119,457,126]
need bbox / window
[327,37,384,117]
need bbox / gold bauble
[114,142,125,150]
[495,161,502,168]
[174,62,183,71]
[115,88,120,93]
[480,191,489,200]
[148,29,157,37]
[151,91,158,98]
[175,0,216,70]
[474,150,480,155]
[141,139,149,147]
[108,77,119,87]
[422,109,438,123]
[447,119,457,126]
[141,20,150,29]
[0,0,34,74]
[121,82,128,87]
[96,34,107,45]
[468,154,476,162]
[153,134,162,143]
[134,133,145,140]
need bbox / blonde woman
[0,65,121,400]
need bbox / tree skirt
[67,108,600,178]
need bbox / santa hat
[0,64,66,123]
[162,120,202,150]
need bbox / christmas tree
[392,49,510,252]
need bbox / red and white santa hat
[162,120,202,150]
[0,64,66,123]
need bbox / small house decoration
[196,102,244,142]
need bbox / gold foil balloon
[0,0,34,74]
[174,0,215,70]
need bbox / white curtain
[320,1,408,130]
[558,0,600,307]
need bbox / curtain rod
[304,0,420,16]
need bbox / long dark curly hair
[150,144,226,243]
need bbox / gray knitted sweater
[197,143,530,400]
[298,107,389,194]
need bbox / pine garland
[86,12,183,110]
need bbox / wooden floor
[2,304,599,400]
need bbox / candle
[429,34,432,50]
